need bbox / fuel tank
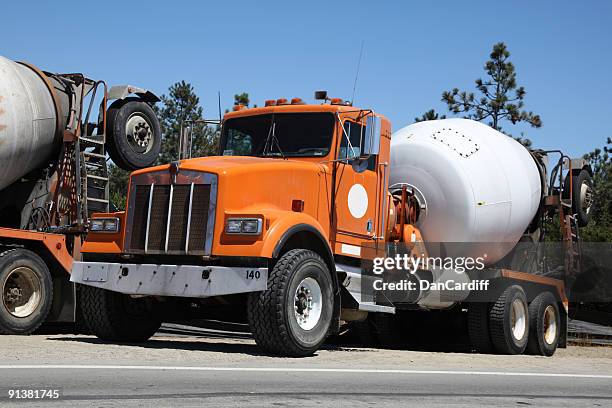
[390,118,542,264]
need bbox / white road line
[0,365,611,379]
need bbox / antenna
[350,40,365,105]
[217,91,222,121]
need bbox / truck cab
[72,95,393,356]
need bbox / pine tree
[442,42,541,136]
[108,163,129,210]
[414,109,446,122]
[581,137,612,242]
[234,92,250,107]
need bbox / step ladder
[80,130,109,216]
[78,80,110,217]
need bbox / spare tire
[106,98,161,170]
[563,169,594,227]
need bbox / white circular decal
[347,184,368,219]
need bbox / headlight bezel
[225,217,263,235]
[90,217,121,233]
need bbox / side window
[338,121,377,171]
[223,129,253,156]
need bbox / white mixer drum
[390,118,542,264]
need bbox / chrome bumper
[70,261,267,298]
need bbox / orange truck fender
[0,227,74,273]
[260,211,329,257]
[260,210,337,283]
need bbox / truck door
[333,119,380,257]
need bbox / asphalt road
[0,326,611,407]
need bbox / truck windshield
[220,113,335,157]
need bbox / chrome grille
[124,171,216,255]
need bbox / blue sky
[3,1,611,157]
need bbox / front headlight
[225,218,262,235]
[90,218,120,233]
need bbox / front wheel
[79,285,161,342]
[248,249,334,356]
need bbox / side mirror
[350,157,369,173]
[362,115,381,156]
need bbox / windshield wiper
[263,119,285,159]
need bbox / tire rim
[294,277,322,331]
[580,181,593,215]
[125,113,154,154]
[543,305,558,345]
[510,298,527,341]
[2,267,42,318]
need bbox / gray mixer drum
[0,56,62,191]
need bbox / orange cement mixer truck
[70,91,593,356]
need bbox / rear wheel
[248,249,334,356]
[489,285,529,355]
[526,292,560,356]
[0,249,53,334]
[468,302,494,353]
[79,285,161,342]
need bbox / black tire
[468,302,494,353]
[526,292,560,356]
[106,98,161,171]
[563,169,593,227]
[352,318,379,347]
[247,249,334,356]
[489,285,529,355]
[0,249,53,334]
[371,313,404,349]
[79,285,161,342]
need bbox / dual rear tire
[526,292,560,356]
[468,286,560,356]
